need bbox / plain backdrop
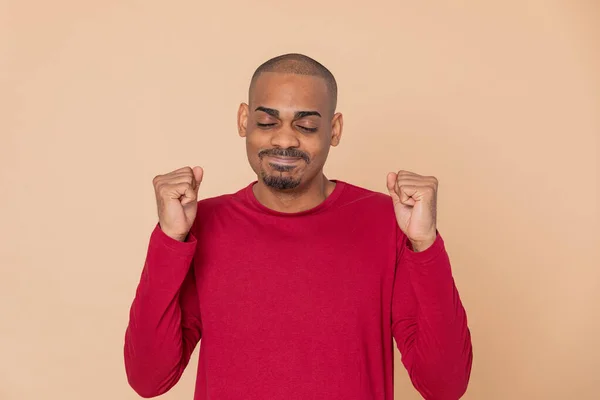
[1,1,599,399]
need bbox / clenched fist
[387,170,438,252]
[153,166,204,242]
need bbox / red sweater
[124,180,472,400]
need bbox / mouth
[267,156,302,165]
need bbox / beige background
[1,1,599,399]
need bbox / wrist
[170,234,188,242]
[159,224,188,242]
[409,235,437,252]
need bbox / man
[124,53,473,400]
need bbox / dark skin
[237,72,343,213]
[157,71,435,250]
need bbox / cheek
[244,134,262,166]
[246,130,270,150]
[305,140,330,160]
[245,132,263,156]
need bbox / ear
[330,112,343,147]
[237,103,249,138]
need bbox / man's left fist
[387,170,438,252]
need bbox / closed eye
[257,123,276,128]
[298,126,317,133]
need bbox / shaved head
[239,53,344,193]
[249,53,338,112]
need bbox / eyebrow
[255,107,321,119]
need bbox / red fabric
[124,180,472,400]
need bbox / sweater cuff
[150,223,198,256]
[402,231,446,265]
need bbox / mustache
[258,148,311,164]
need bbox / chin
[261,173,302,190]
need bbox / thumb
[192,166,204,190]
[387,172,400,204]
[386,172,397,195]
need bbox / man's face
[238,72,342,190]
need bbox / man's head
[237,53,343,191]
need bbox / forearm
[395,234,473,399]
[124,224,200,397]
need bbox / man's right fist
[153,166,204,242]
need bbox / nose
[270,126,300,149]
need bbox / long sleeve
[391,229,473,400]
[124,223,203,398]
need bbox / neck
[252,173,336,213]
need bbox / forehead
[250,72,330,112]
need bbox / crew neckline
[244,179,346,217]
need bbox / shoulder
[186,186,248,237]
[335,180,404,245]
[195,186,246,214]
[336,180,394,213]
[188,185,249,230]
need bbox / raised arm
[386,170,473,399]
[124,165,205,398]
[392,231,472,399]
[124,225,202,397]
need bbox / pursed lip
[267,156,302,165]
